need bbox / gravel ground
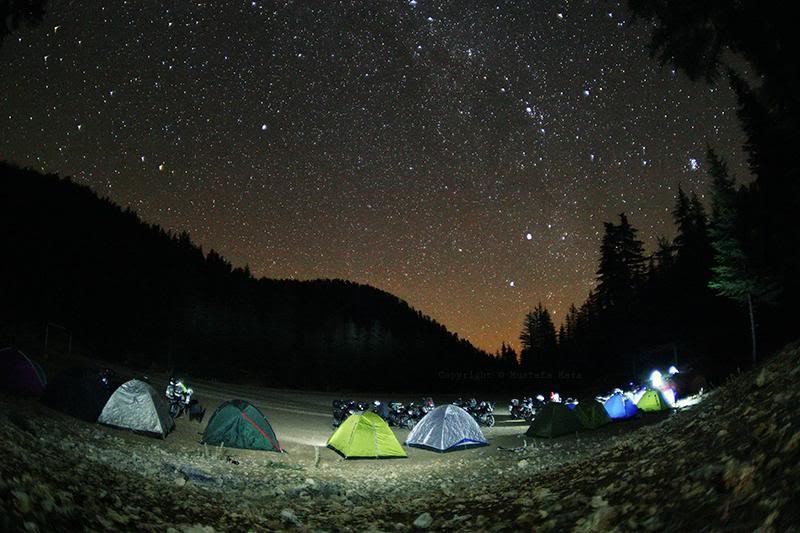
[1,342,799,531]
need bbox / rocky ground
[1,342,799,532]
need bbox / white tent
[98,379,174,438]
[405,404,487,452]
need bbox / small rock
[174,477,187,487]
[280,509,302,528]
[517,459,529,468]
[413,512,433,529]
[590,495,608,508]
[12,491,31,514]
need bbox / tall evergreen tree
[519,303,557,369]
[596,213,646,310]
[707,149,776,365]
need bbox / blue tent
[603,393,638,420]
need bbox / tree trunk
[747,292,757,366]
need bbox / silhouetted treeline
[0,163,497,391]
[516,176,795,383]
[511,1,800,386]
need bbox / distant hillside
[0,162,495,390]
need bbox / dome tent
[603,393,638,420]
[526,402,582,438]
[202,399,282,452]
[327,411,406,459]
[98,379,174,438]
[637,389,669,412]
[42,367,120,422]
[406,404,488,452]
[573,400,612,429]
[0,347,46,395]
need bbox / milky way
[0,0,748,352]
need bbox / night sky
[0,1,748,353]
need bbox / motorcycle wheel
[169,403,180,419]
[485,414,496,427]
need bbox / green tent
[636,389,669,412]
[327,411,407,459]
[573,400,612,430]
[526,402,582,438]
[202,399,282,452]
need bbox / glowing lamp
[649,370,664,388]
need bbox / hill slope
[0,162,493,389]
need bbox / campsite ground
[1,344,799,531]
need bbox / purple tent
[0,347,47,395]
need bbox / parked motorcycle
[453,397,495,427]
[332,399,368,427]
[166,377,195,419]
[475,400,495,427]
[386,401,413,429]
[509,396,546,422]
[420,396,435,416]
[509,398,533,421]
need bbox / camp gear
[406,404,488,452]
[327,411,406,459]
[526,402,582,437]
[603,393,639,420]
[98,379,174,438]
[0,347,46,395]
[574,400,613,429]
[203,399,282,451]
[42,367,120,422]
[637,388,670,412]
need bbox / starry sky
[0,0,748,353]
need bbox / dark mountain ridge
[0,162,494,390]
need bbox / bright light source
[661,388,676,406]
[649,370,663,388]
[668,365,679,375]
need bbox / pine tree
[707,149,776,365]
[596,213,646,309]
[518,303,557,369]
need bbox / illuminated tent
[0,347,46,395]
[327,411,406,459]
[98,379,174,438]
[203,399,282,452]
[603,393,638,420]
[406,404,488,452]
[636,389,669,412]
[42,367,119,422]
[526,402,582,438]
[574,400,612,429]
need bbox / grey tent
[405,404,488,452]
[98,379,174,438]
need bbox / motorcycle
[332,399,368,427]
[509,398,532,421]
[475,400,495,427]
[453,397,494,427]
[167,387,194,419]
[509,396,545,422]
[420,396,435,416]
[165,377,196,419]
